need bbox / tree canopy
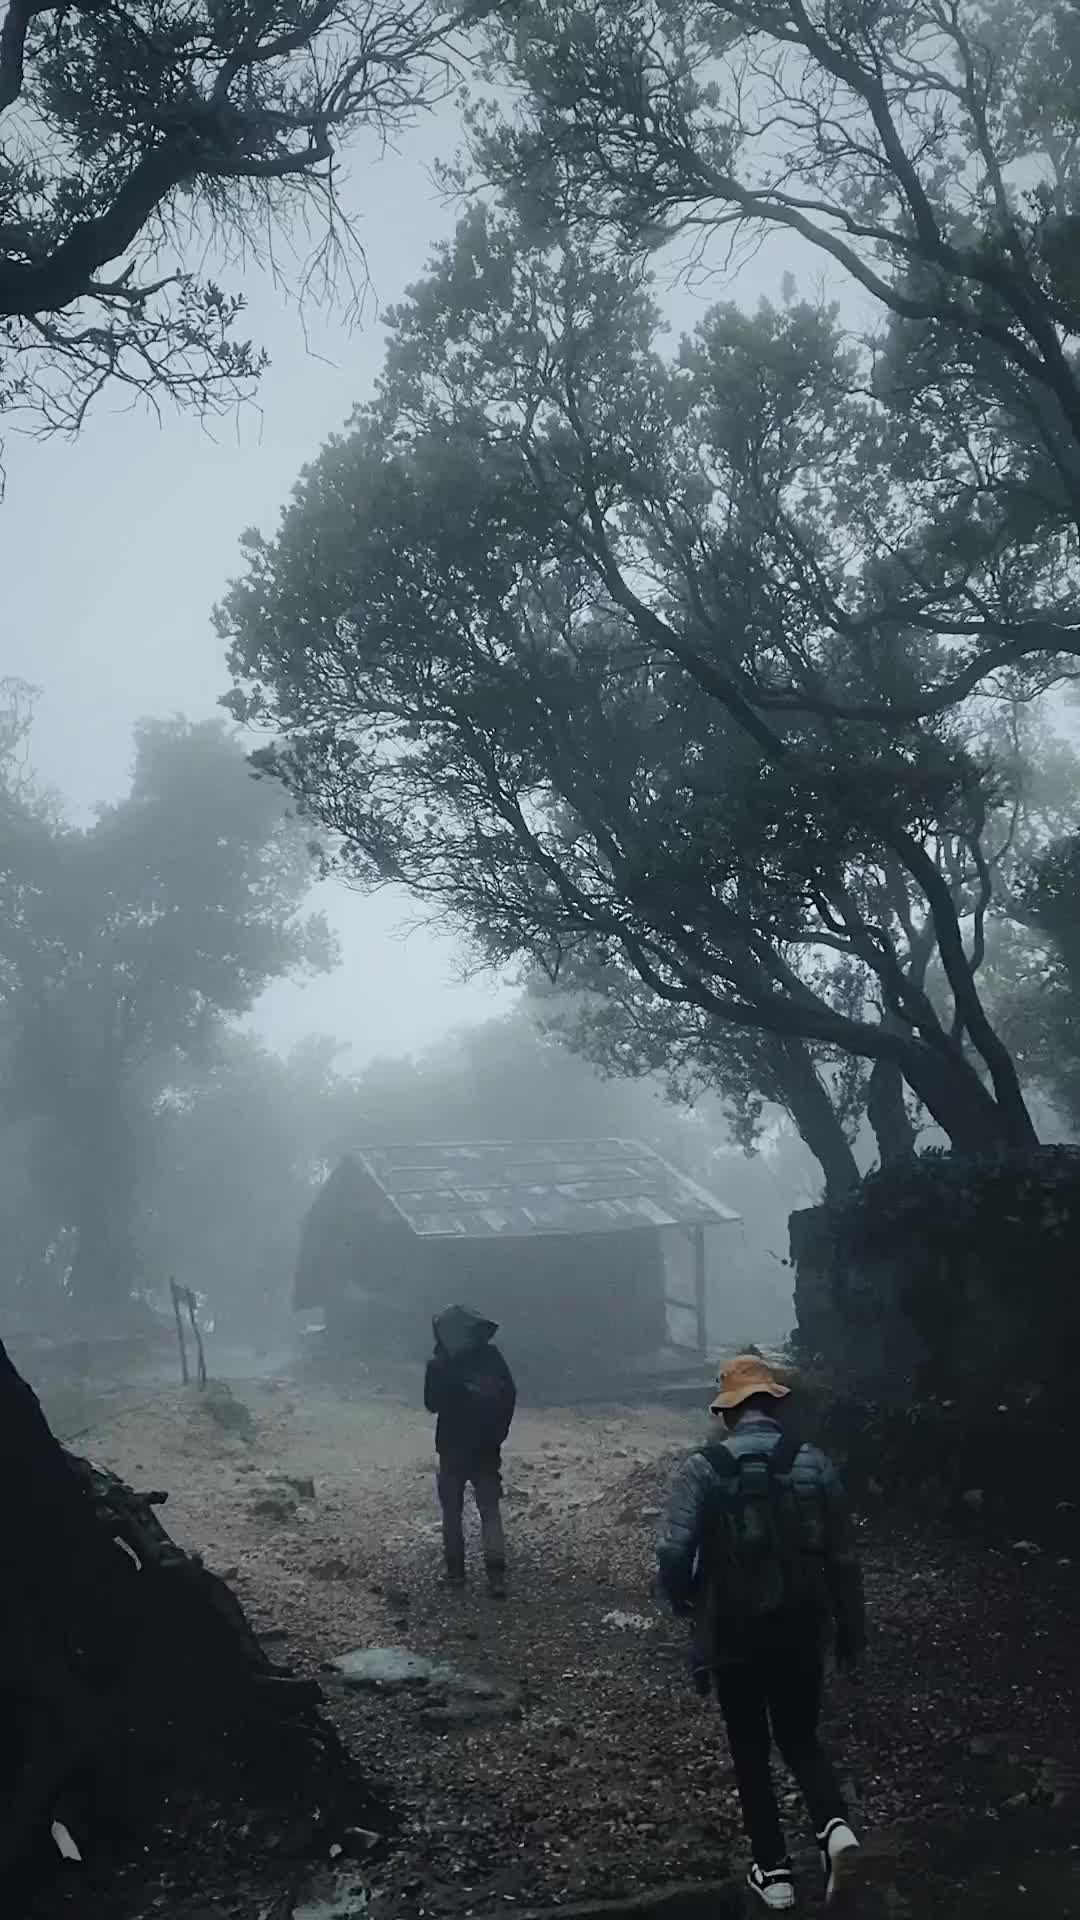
[0,0,493,434]
[472,0,1080,716]
[222,200,1044,1165]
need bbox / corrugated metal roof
[354,1139,740,1240]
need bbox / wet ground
[24,1370,1080,1917]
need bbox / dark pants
[714,1643,847,1871]
[437,1458,506,1577]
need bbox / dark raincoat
[424,1305,517,1468]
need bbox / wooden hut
[295,1138,739,1391]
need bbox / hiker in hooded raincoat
[424,1305,517,1599]
[658,1354,866,1913]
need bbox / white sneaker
[818,1820,861,1904]
[746,1860,797,1910]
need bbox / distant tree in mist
[526,957,880,1198]
[1014,840,1080,1131]
[347,1005,698,1151]
[990,824,1080,1135]
[0,686,68,1299]
[477,0,1080,715]
[0,0,495,438]
[222,201,1044,1162]
[142,1031,348,1334]
[0,711,333,1313]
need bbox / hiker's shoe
[818,1821,860,1904]
[442,1559,466,1590]
[746,1861,796,1911]
[485,1561,508,1600]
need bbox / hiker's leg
[715,1661,787,1871]
[472,1470,507,1593]
[436,1464,467,1583]
[766,1647,849,1839]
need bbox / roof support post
[693,1225,707,1356]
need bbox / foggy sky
[0,98,820,1069]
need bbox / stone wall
[787,1147,1080,1549]
[790,1146,1080,1401]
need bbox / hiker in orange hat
[658,1353,865,1912]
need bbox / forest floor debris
[22,1371,1080,1918]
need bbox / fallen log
[0,1335,391,1895]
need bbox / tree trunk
[973,1030,1041,1147]
[867,1056,917,1166]
[888,829,1040,1148]
[68,1169,138,1314]
[763,1036,861,1198]
[897,1041,1016,1152]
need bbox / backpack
[698,1431,819,1637]
[461,1351,514,1443]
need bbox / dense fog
[0,691,810,1353]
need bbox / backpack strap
[701,1431,802,1480]
[700,1440,739,1481]
[769,1430,801,1477]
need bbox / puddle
[331,1646,500,1696]
[329,1645,523,1725]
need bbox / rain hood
[433,1304,498,1360]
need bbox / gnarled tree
[221,204,1037,1157]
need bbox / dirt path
[31,1374,1080,1917]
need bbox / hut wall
[417,1227,665,1366]
[294,1156,417,1310]
[297,1159,668,1371]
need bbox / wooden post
[693,1225,707,1356]
[170,1278,189,1386]
[185,1290,208,1390]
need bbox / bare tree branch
[1,0,501,431]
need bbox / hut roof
[352,1138,740,1240]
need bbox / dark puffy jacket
[424,1343,517,1467]
[657,1411,865,1668]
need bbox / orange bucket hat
[710,1352,791,1414]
